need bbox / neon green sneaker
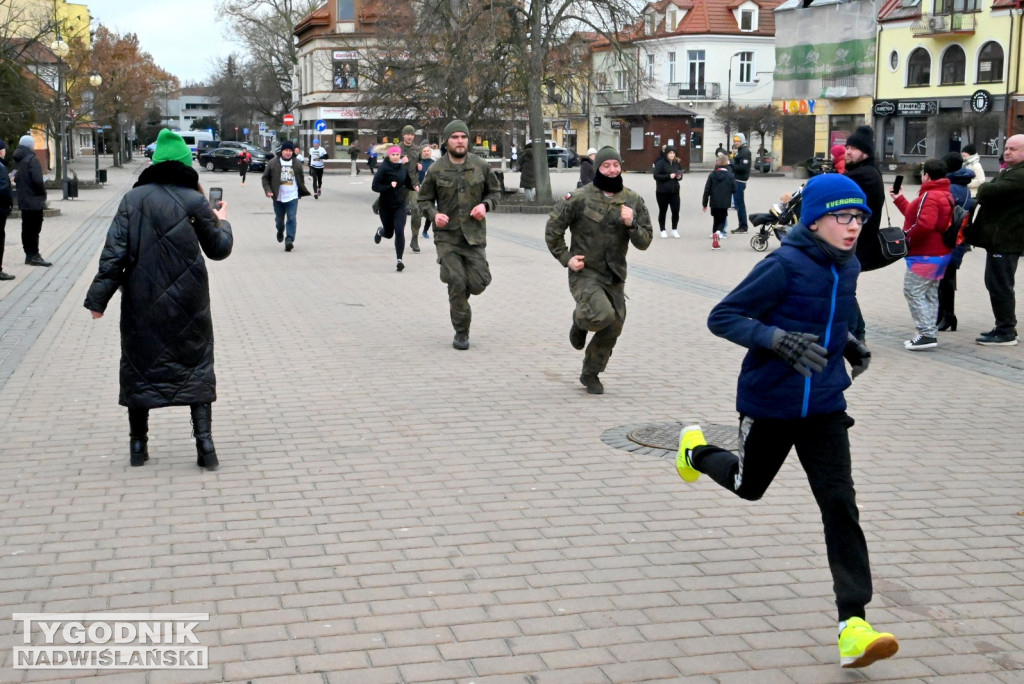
[676,425,704,482]
[839,617,898,668]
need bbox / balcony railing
[911,12,976,36]
[668,82,721,101]
[596,89,633,105]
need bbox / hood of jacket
[964,153,982,166]
[946,167,975,187]
[12,145,33,164]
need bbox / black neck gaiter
[593,170,623,194]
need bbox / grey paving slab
[0,160,1021,683]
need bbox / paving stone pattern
[0,160,1021,682]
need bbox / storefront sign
[319,107,362,119]
[896,100,937,116]
[971,89,992,114]
[593,116,602,126]
[873,100,896,116]
[781,99,816,114]
[332,51,359,60]
[872,100,938,117]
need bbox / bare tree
[216,0,320,118]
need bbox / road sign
[314,119,327,132]
[258,122,266,133]
[243,128,250,135]
[283,114,295,126]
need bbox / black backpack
[942,195,973,249]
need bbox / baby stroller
[748,188,802,252]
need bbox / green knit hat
[402,125,416,135]
[594,146,622,167]
[443,119,469,141]
[151,129,193,166]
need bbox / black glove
[770,330,828,378]
[843,333,871,380]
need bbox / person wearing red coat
[890,158,954,350]
[830,144,847,175]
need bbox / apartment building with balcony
[876,0,1016,172]
[772,0,878,167]
[590,0,781,165]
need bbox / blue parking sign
[242,128,250,135]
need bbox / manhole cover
[601,422,739,458]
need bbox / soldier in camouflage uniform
[418,120,502,350]
[399,125,423,253]
[545,146,653,394]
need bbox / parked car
[546,146,579,168]
[199,147,266,172]
[144,142,157,158]
[755,151,772,174]
[219,141,273,160]
[196,140,220,157]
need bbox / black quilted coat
[84,161,233,409]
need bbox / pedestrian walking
[237,149,251,186]
[12,134,52,267]
[308,138,328,198]
[520,145,536,201]
[348,143,361,174]
[84,128,233,470]
[971,133,1024,345]
[890,158,954,350]
[418,145,434,239]
[844,125,886,341]
[366,145,378,172]
[677,172,898,671]
[728,133,751,234]
[577,148,596,187]
[372,146,416,272]
[702,154,735,249]
[653,146,683,238]
[0,139,13,280]
[261,140,310,252]
[417,119,502,350]
[399,125,423,253]
[545,146,653,394]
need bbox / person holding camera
[84,129,233,471]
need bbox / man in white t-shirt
[307,138,328,198]
[261,140,310,252]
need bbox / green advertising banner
[775,38,876,81]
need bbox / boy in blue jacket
[676,173,898,669]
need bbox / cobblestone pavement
[0,157,1021,683]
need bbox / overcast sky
[86,0,239,84]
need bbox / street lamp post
[89,70,103,183]
[51,37,70,200]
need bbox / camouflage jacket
[399,141,422,189]
[545,183,653,284]
[418,154,502,247]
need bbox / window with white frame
[647,53,655,79]
[740,9,755,31]
[616,69,628,91]
[687,50,705,88]
[667,9,677,30]
[738,52,753,83]
[668,51,677,83]
[630,126,644,150]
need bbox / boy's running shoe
[839,618,898,668]
[676,425,704,482]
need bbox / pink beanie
[387,146,401,155]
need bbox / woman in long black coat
[85,129,233,470]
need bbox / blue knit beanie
[800,174,871,226]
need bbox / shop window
[630,126,644,150]
[977,42,1004,83]
[903,117,928,155]
[907,48,931,87]
[940,45,966,85]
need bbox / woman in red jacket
[890,158,954,351]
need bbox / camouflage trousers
[570,275,626,376]
[436,240,491,334]
[407,189,421,250]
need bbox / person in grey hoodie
[12,134,51,267]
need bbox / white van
[172,130,215,158]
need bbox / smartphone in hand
[209,187,223,208]
[892,175,903,194]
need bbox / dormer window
[645,14,655,34]
[667,9,677,30]
[741,9,755,31]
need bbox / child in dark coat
[678,173,899,671]
[703,154,735,245]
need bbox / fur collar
[134,161,200,190]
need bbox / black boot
[937,272,958,332]
[128,407,149,466]
[190,403,218,471]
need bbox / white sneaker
[671,229,680,238]
[660,230,668,239]
[717,230,727,240]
